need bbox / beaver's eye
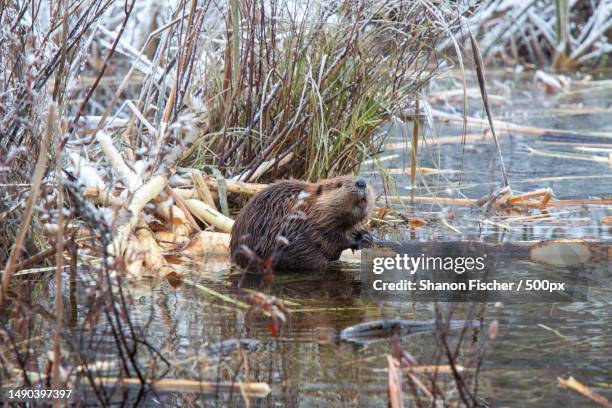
[335,182,343,188]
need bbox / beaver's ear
[316,185,323,195]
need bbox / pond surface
[13,70,612,406]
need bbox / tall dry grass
[188,1,460,182]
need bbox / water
[7,70,612,406]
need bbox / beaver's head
[307,176,374,227]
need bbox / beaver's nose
[355,179,367,189]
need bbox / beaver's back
[230,176,373,271]
[230,180,309,269]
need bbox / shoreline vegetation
[0,0,610,406]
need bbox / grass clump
[188,1,464,181]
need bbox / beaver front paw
[350,230,374,250]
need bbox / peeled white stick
[184,231,230,254]
[19,370,270,398]
[208,178,267,195]
[109,175,167,257]
[170,178,266,195]
[155,201,192,236]
[83,186,123,207]
[133,226,178,279]
[185,199,234,233]
[97,132,141,192]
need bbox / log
[206,177,267,195]
[185,199,234,233]
[20,370,270,398]
[155,201,189,225]
[155,201,192,236]
[182,231,231,256]
[124,223,178,279]
[97,377,271,398]
[170,178,267,196]
[432,109,612,141]
[134,227,178,279]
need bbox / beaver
[230,176,375,271]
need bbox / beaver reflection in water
[230,176,375,272]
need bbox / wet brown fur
[230,176,374,271]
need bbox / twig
[410,98,419,203]
[387,355,405,408]
[558,377,612,408]
[12,248,56,272]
